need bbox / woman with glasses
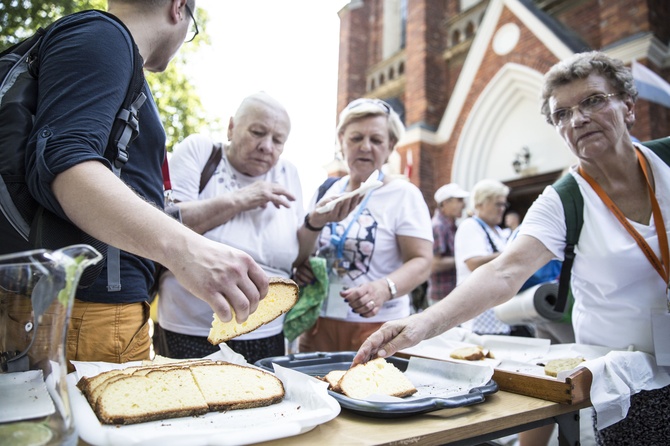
[293,98,433,353]
[453,179,514,335]
[354,52,670,445]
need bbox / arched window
[383,0,407,58]
[465,21,475,38]
[452,29,461,46]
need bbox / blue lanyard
[329,171,384,259]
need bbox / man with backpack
[2,0,268,369]
[355,52,670,445]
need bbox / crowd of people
[3,1,668,444]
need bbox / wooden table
[255,391,591,446]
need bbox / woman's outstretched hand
[352,313,431,365]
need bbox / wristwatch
[385,277,397,299]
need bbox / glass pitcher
[0,244,102,446]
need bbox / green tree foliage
[0,0,107,46]
[0,0,215,151]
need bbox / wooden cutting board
[397,351,592,405]
[492,366,592,404]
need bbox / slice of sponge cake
[79,360,285,425]
[96,368,209,425]
[322,369,347,393]
[208,277,298,344]
[337,358,417,400]
[190,362,284,411]
[543,357,585,377]
[450,346,486,361]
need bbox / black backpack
[551,137,670,314]
[0,10,146,289]
[316,176,339,202]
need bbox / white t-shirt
[455,217,510,334]
[158,134,304,339]
[313,176,433,323]
[519,143,669,354]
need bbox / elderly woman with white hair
[454,178,512,335]
[294,98,433,352]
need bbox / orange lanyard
[578,148,669,289]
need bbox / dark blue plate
[255,351,498,418]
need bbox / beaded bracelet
[303,213,325,231]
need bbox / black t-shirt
[26,11,165,303]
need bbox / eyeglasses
[346,98,392,115]
[494,201,510,209]
[548,92,621,126]
[184,3,199,43]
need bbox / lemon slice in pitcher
[0,422,53,446]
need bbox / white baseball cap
[434,183,469,204]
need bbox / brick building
[336,0,670,216]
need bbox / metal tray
[255,351,498,418]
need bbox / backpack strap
[316,176,339,202]
[106,88,146,285]
[643,137,670,165]
[199,143,223,194]
[99,12,147,292]
[551,173,583,313]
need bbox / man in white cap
[427,183,469,305]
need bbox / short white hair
[471,179,509,206]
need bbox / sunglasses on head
[346,98,392,115]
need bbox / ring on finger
[367,300,375,309]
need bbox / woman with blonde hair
[294,98,433,352]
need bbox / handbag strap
[552,173,583,313]
[473,217,499,253]
[199,143,223,194]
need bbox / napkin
[315,170,382,214]
[283,257,329,342]
[567,351,670,429]
[0,370,55,423]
